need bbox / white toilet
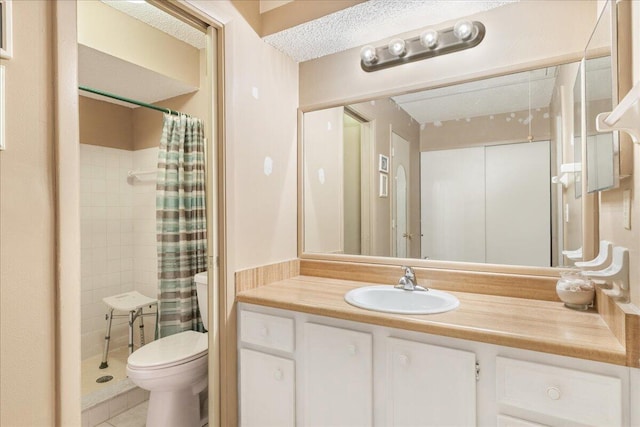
[127,272,209,427]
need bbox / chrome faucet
[395,266,427,291]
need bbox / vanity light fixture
[360,45,378,65]
[388,38,406,57]
[420,29,439,49]
[453,20,474,40]
[360,20,485,72]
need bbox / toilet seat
[128,330,208,370]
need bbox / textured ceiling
[100,0,206,49]
[263,0,517,62]
[393,66,558,124]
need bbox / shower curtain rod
[79,86,187,116]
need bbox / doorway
[392,132,411,258]
[76,0,218,424]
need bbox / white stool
[100,291,157,369]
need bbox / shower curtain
[156,113,207,338]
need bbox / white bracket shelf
[596,80,640,143]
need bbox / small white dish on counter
[556,270,595,310]
[344,285,460,315]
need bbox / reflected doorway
[343,110,373,256]
[392,132,411,258]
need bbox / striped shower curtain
[156,113,207,338]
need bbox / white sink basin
[344,285,459,315]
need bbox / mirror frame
[297,3,620,278]
[297,65,582,278]
[584,0,620,194]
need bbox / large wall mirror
[301,1,618,273]
[304,62,582,269]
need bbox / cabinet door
[240,349,295,427]
[496,356,621,426]
[303,323,372,426]
[386,337,476,426]
[497,415,547,427]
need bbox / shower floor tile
[82,346,130,397]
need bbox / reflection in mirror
[303,62,585,268]
[585,1,617,193]
[573,62,583,200]
[563,62,584,263]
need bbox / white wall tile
[121,270,134,285]
[81,145,160,361]
[91,166,106,180]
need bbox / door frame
[53,2,227,425]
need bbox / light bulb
[360,45,377,65]
[453,20,474,40]
[420,29,439,49]
[388,38,406,57]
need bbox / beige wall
[77,0,200,88]
[0,1,56,426]
[222,15,299,272]
[299,1,596,110]
[349,99,420,257]
[132,49,209,150]
[79,97,134,150]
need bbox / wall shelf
[596,80,640,143]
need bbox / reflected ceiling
[393,66,557,124]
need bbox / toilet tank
[194,272,208,329]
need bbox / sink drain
[96,375,114,384]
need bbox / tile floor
[96,401,209,427]
[97,401,148,427]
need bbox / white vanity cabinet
[239,349,295,427]
[496,357,623,426]
[238,303,633,427]
[238,310,296,427]
[386,337,476,426]
[302,323,373,426]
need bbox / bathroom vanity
[236,264,640,427]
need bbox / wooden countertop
[236,275,627,366]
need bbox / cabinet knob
[546,386,561,400]
[347,344,357,356]
[398,354,409,365]
[274,368,283,381]
[260,326,269,337]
